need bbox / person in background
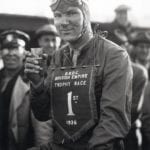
[129,32,150,150]
[35,24,61,66]
[0,30,34,150]
[25,0,133,150]
[114,31,148,150]
[113,4,132,32]
[108,4,133,45]
[129,31,150,70]
[129,31,150,150]
[31,24,61,147]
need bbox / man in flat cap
[35,24,60,52]
[114,4,131,31]
[0,30,34,150]
[108,4,132,45]
[130,31,150,69]
[35,24,61,66]
[25,0,133,150]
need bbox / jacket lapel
[9,76,29,142]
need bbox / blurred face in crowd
[135,43,150,63]
[53,6,84,42]
[1,46,25,70]
[38,34,61,55]
[116,11,128,26]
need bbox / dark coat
[124,63,148,150]
[0,69,34,150]
[141,81,150,150]
[30,35,133,150]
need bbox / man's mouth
[4,57,17,63]
[61,30,74,35]
[61,28,73,32]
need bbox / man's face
[38,34,61,54]
[116,11,128,26]
[1,46,25,70]
[53,6,84,42]
[135,43,150,62]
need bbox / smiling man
[0,30,34,150]
[25,0,133,150]
[129,31,150,69]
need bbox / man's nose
[61,16,69,25]
[49,41,54,48]
[8,49,16,55]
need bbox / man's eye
[67,11,77,16]
[52,38,56,42]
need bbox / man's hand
[24,51,46,85]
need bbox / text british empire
[54,71,88,87]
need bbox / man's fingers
[24,68,40,74]
[26,57,40,65]
[25,63,42,70]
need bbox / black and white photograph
[0,0,150,150]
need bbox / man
[114,31,148,150]
[108,4,132,45]
[114,4,131,31]
[31,24,61,147]
[25,0,133,150]
[35,24,61,53]
[130,32,150,150]
[129,31,150,69]
[0,30,34,150]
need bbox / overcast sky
[0,0,150,27]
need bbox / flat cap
[35,24,58,39]
[0,29,30,49]
[129,31,150,45]
[115,4,130,12]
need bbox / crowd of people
[0,1,150,150]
